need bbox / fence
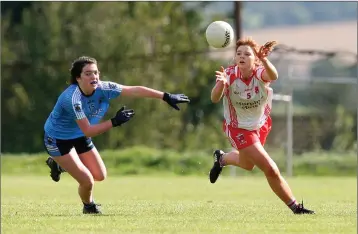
[268,47,357,176]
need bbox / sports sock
[287,199,297,211]
[219,154,226,167]
[83,201,95,207]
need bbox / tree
[1,2,227,153]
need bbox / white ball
[205,21,234,48]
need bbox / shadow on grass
[47,213,126,217]
[3,213,114,218]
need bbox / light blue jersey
[44,81,122,139]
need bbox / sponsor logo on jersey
[74,103,82,112]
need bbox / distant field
[2,175,356,234]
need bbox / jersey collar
[236,65,255,86]
[78,85,96,97]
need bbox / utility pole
[234,1,242,48]
[230,1,242,178]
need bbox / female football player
[44,56,190,214]
[208,38,314,214]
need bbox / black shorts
[43,132,94,157]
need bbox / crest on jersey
[236,133,247,145]
[74,103,82,112]
[108,82,117,90]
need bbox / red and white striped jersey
[222,65,273,131]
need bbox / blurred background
[1,1,357,177]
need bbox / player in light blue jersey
[43,56,190,214]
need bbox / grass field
[1,175,356,234]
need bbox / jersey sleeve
[61,92,86,120]
[100,81,123,100]
[224,68,230,84]
[255,66,270,83]
[224,66,236,86]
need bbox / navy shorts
[43,132,94,157]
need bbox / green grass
[1,175,356,234]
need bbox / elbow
[271,75,278,81]
[83,131,94,138]
[211,91,224,103]
[211,98,220,104]
[266,73,278,81]
[272,72,279,80]
[211,85,225,103]
[270,71,279,81]
[85,133,94,138]
[211,95,221,104]
[82,127,95,138]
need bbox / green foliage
[289,57,357,152]
[294,58,357,113]
[332,106,357,151]
[1,2,356,154]
[1,147,356,176]
[1,2,223,153]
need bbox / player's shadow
[50,213,125,217]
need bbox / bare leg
[239,142,296,205]
[221,150,255,171]
[78,147,107,182]
[52,149,94,204]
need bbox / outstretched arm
[255,41,279,81]
[211,66,227,103]
[261,58,278,81]
[120,85,190,111]
[120,85,164,99]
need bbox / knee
[264,163,281,178]
[242,164,255,171]
[93,172,107,182]
[80,176,95,189]
[92,168,107,181]
[246,165,255,171]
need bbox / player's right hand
[215,66,227,85]
[111,106,135,127]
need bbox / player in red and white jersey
[222,63,273,132]
[209,37,314,215]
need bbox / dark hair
[69,56,97,84]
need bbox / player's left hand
[255,41,277,61]
[162,92,190,111]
